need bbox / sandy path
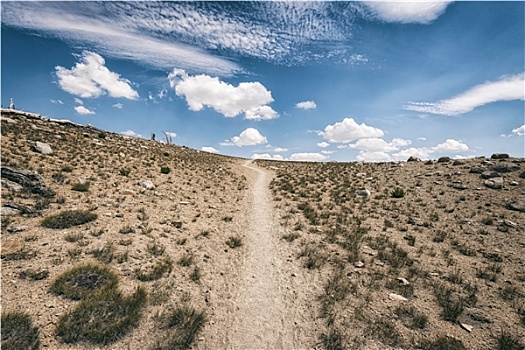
[226,161,296,349]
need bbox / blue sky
[1,1,524,161]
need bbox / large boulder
[469,166,486,174]
[491,162,520,173]
[506,199,525,212]
[491,153,510,159]
[437,157,451,163]
[481,171,500,179]
[407,156,421,162]
[484,178,503,189]
[34,141,53,155]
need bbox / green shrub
[391,187,405,198]
[41,210,97,229]
[136,258,173,281]
[119,168,131,176]
[153,305,206,350]
[56,286,147,345]
[225,236,242,248]
[160,166,171,174]
[50,263,119,300]
[1,311,40,350]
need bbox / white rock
[356,189,371,197]
[35,141,53,154]
[460,323,473,333]
[138,180,155,190]
[397,277,410,286]
[388,293,408,301]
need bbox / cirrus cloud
[363,1,452,24]
[168,69,278,120]
[404,73,525,116]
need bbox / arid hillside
[1,109,524,350]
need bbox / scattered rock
[1,116,16,124]
[407,156,421,162]
[491,162,520,173]
[34,141,53,155]
[1,166,54,196]
[509,181,519,186]
[7,226,26,233]
[503,220,517,228]
[356,189,371,197]
[484,178,503,189]
[388,293,408,301]
[453,159,465,166]
[491,153,510,159]
[460,323,473,333]
[19,268,49,280]
[506,199,525,212]
[397,277,410,286]
[452,183,468,190]
[438,157,451,163]
[1,179,23,192]
[481,171,500,179]
[122,189,135,196]
[355,261,365,268]
[138,180,155,190]
[1,207,19,216]
[356,173,367,178]
[520,172,525,179]
[425,160,434,165]
[469,166,486,174]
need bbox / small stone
[180,201,190,205]
[291,272,297,277]
[506,199,525,212]
[388,293,408,301]
[7,226,26,233]
[460,323,473,333]
[504,220,517,228]
[138,180,155,190]
[397,277,410,286]
[356,189,371,197]
[1,179,23,192]
[509,181,519,186]
[356,173,367,178]
[355,261,365,268]
[122,189,135,195]
[1,207,19,216]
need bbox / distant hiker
[9,98,15,109]
[151,132,156,141]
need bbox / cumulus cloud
[289,152,327,162]
[56,51,139,99]
[296,100,317,110]
[320,117,384,143]
[113,103,123,109]
[317,142,330,148]
[363,1,452,24]
[433,139,469,152]
[512,124,525,136]
[251,153,284,160]
[222,128,267,147]
[121,129,141,137]
[273,147,288,153]
[74,105,95,115]
[348,138,411,152]
[404,73,525,116]
[392,147,433,161]
[356,151,391,162]
[201,146,219,153]
[168,69,277,120]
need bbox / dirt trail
[224,161,317,349]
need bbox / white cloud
[273,147,288,153]
[121,129,141,137]
[289,152,327,162]
[320,117,384,143]
[392,147,433,161]
[164,132,177,139]
[56,51,139,99]
[356,151,391,162]
[364,1,452,24]
[295,100,317,110]
[1,2,240,76]
[51,99,64,104]
[404,73,525,116]
[348,138,411,152]
[321,150,336,155]
[74,105,95,115]
[224,128,267,147]
[512,124,525,136]
[168,69,278,120]
[201,146,219,153]
[251,153,284,160]
[113,103,123,109]
[317,142,330,148]
[433,139,469,152]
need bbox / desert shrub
[225,236,242,248]
[119,168,131,176]
[41,210,97,229]
[56,286,147,345]
[160,166,171,174]
[418,335,466,350]
[177,253,194,267]
[153,305,206,350]
[298,243,326,269]
[433,282,464,322]
[320,328,344,350]
[282,232,300,242]
[147,240,166,256]
[136,258,173,281]
[61,165,74,172]
[494,330,524,350]
[119,224,135,234]
[1,311,40,350]
[366,318,402,347]
[395,305,428,329]
[19,268,49,281]
[50,262,119,300]
[71,182,90,192]
[92,242,115,263]
[391,187,405,198]
[64,232,85,243]
[190,266,201,282]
